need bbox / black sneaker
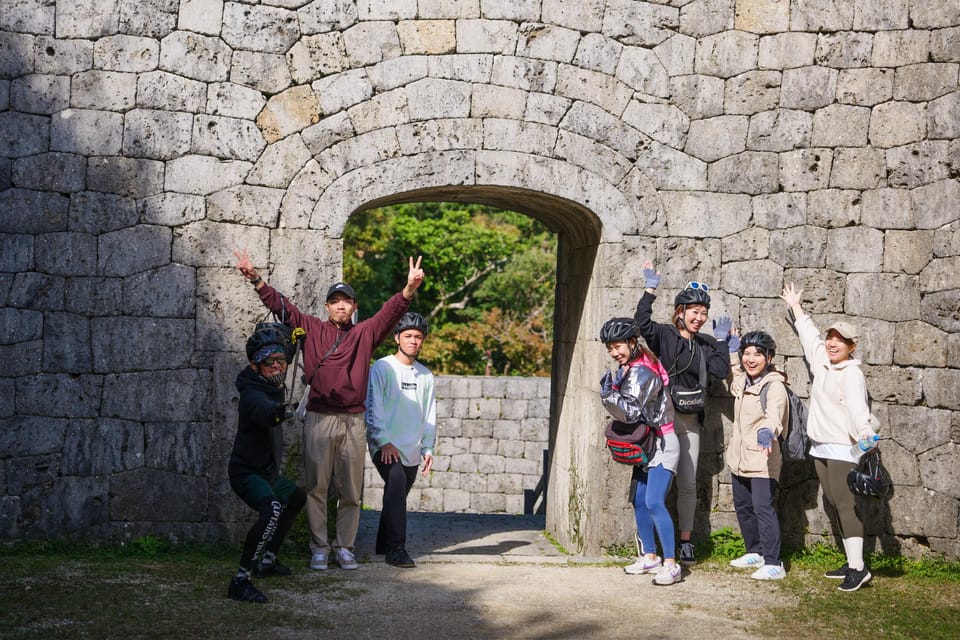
[824,563,850,579]
[385,547,416,568]
[228,576,268,603]
[678,541,697,566]
[838,567,872,592]
[254,559,292,578]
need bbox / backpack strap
[697,341,707,388]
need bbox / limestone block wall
[0,1,959,557]
[362,376,550,515]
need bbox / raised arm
[780,282,805,322]
[402,255,425,300]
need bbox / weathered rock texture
[1,1,958,558]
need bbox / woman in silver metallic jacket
[600,318,682,586]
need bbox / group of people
[599,261,880,591]
[223,247,881,602]
[226,250,436,604]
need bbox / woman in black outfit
[634,260,734,565]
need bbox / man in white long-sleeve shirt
[365,312,436,568]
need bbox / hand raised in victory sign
[403,255,425,299]
[234,247,262,287]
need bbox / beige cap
[826,320,859,342]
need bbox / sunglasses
[686,281,709,291]
[259,356,287,367]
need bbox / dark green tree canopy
[344,203,556,376]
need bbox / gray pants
[673,411,700,533]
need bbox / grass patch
[0,538,354,639]
[3,533,959,640]
[696,529,960,640]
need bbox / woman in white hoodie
[781,283,879,592]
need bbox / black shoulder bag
[668,338,708,414]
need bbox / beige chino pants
[303,411,366,554]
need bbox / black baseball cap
[326,282,356,301]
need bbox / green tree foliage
[344,203,556,376]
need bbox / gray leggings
[814,457,863,538]
[674,411,701,533]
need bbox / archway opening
[341,186,602,536]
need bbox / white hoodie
[794,314,877,462]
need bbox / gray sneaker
[678,541,697,566]
[309,552,328,571]
[653,563,682,586]
[334,548,359,570]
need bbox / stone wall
[0,1,958,557]
[362,376,550,515]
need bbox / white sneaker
[750,564,787,580]
[653,563,682,585]
[730,552,763,568]
[334,548,359,570]
[309,552,328,571]
[624,555,662,575]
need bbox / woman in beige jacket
[726,330,789,580]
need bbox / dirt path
[265,512,788,639]
[275,561,787,639]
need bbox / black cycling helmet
[395,312,428,336]
[847,451,889,498]
[740,331,777,358]
[600,317,639,343]
[246,324,290,362]
[674,287,711,309]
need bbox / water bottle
[850,434,880,458]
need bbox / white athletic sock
[845,537,865,571]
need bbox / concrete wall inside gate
[1,1,959,558]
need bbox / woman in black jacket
[634,260,734,565]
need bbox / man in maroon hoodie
[235,249,425,571]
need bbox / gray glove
[757,428,774,450]
[727,334,741,353]
[712,316,732,341]
[643,267,660,289]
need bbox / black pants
[372,449,419,554]
[731,474,781,566]
[233,474,306,571]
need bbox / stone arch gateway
[1,2,959,557]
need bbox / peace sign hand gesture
[403,255,425,299]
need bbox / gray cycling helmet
[674,287,711,309]
[395,312,428,336]
[740,331,777,358]
[600,317,638,343]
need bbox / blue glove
[600,370,616,396]
[612,367,626,387]
[727,334,741,353]
[757,428,774,450]
[712,316,732,341]
[643,267,660,289]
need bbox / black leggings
[240,488,306,570]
